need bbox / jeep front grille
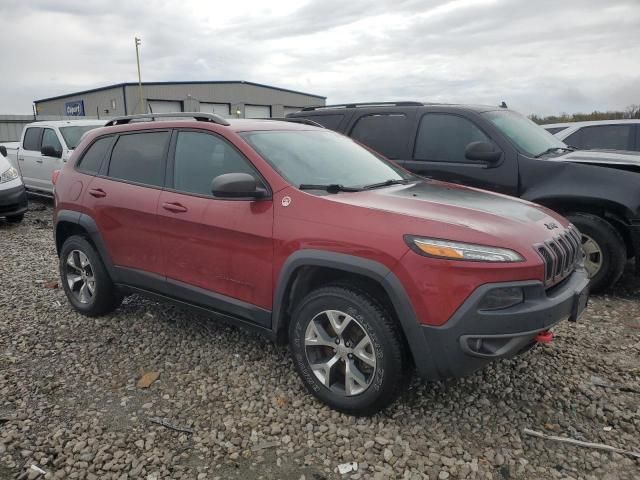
[536,226,583,285]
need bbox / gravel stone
[0,200,639,479]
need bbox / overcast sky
[1,0,638,116]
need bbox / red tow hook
[535,330,554,344]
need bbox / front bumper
[415,268,589,380]
[0,184,28,218]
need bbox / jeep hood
[554,149,640,172]
[326,180,567,243]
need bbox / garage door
[147,100,182,114]
[245,105,271,118]
[283,107,301,116]
[200,103,231,117]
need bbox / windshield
[241,130,412,189]
[483,110,567,157]
[60,125,102,149]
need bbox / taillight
[52,169,60,185]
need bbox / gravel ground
[1,200,639,480]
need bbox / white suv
[544,119,640,152]
[0,145,27,223]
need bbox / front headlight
[405,236,524,262]
[0,166,19,184]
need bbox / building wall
[35,82,324,119]
[35,86,126,118]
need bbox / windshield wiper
[362,179,411,190]
[299,184,362,193]
[535,146,575,158]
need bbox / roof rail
[301,101,424,112]
[265,117,325,128]
[104,112,230,127]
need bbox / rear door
[18,127,44,189]
[157,129,273,322]
[402,111,519,195]
[83,130,170,278]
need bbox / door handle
[36,159,43,164]
[88,188,107,198]
[162,202,188,213]
[18,157,24,161]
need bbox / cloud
[0,0,638,115]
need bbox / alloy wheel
[581,233,603,278]
[64,250,96,304]
[304,309,377,396]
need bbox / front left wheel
[59,235,122,316]
[289,285,408,416]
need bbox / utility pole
[134,37,145,113]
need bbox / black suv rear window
[107,132,170,187]
[77,137,113,174]
[350,114,408,159]
[23,127,43,151]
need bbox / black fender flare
[55,209,117,280]
[271,249,432,375]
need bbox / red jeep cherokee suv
[53,113,589,415]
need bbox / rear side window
[77,137,113,174]
[172,131,258,196]
[23,127,43,151]
[565,125,633,150]
[350,114,408,159]
[107,132,170,187]
[304,114,344,130]
[414,114,491,162]
[545,126,568,135]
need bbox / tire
[5,214,24,223]
[289,284,408,416]
[59,235,122,316]
[567,213,626,293]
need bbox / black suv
[289,102,640,292]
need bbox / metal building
[33,81,326,119]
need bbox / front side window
[483,110,566,157]
[565,125,633,151]
[414,114,491,162]
[173,131,258,196]
[77,137,113,174]
[107,132,170,187]
[351,114,408,159]
[60,125,102,149]
[545,126,568,135]
[23,127,43,151]
[42,129,62,153]
[241,130,411,188]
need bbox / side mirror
[211,173,267,199]
[41,145,62,158]
[465,141,501,164]
[0,146,6,157]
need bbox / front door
[83,130,171,279]
[158,129,273,323]
[401,112,518,195]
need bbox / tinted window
[351,114,408,159]
[545,127,568,135]
[304,114,344,130]
[77,137,113,174]
[173,131,258,196]
[108,132,170,187]
[569,125,633,150]
[23,127,43,151]
[42,129,62,153]
[414,114,491,162]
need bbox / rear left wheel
[289,285,408,416]
[59,235,122,316]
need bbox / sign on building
[65,100,85,116]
